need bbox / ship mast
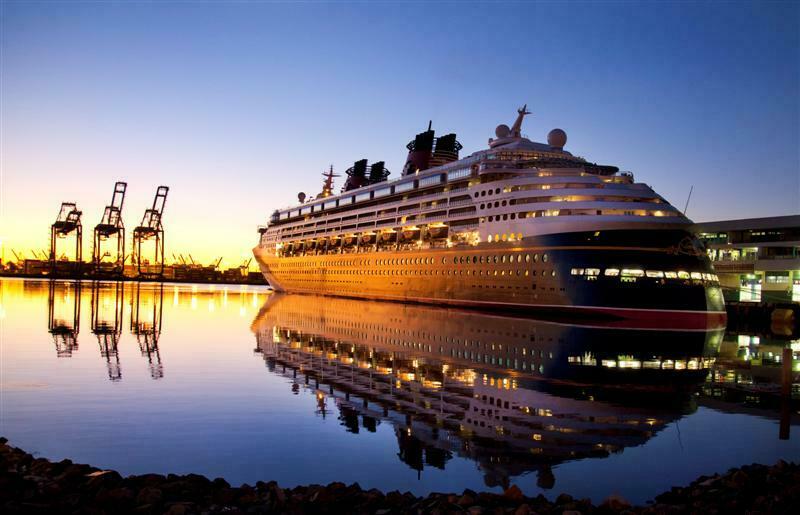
[319,165,339,198]
[510,104,531,138]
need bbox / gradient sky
[1,1,798,266]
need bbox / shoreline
[1,439,797,514]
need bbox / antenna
[683,185,694,215]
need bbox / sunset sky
[1,1,798,267]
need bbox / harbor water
[1,278,798,504]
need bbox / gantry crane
[91,281,124,381]
[49,202,83,274]
[133,186,169,278]
[92,181,127,275]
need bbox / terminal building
[695,215,800,302]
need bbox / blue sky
[1,1,798,264]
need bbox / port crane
[49,202,83,274]
[133,186,168,278]
[92,181,127,275]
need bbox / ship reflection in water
[251,294,795,491]
[2,278,798,503]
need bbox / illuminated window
[571,268,584,276]
[664,271,678,279]
[690,272,703,280]
[645,270,664,278]
[622,269,644,277]
[542,254,548,262]
[585,268,600,276]
[677,271,690,279]
[605,268,620,277]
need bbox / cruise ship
[254,106,725,329]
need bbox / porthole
[533,254,539,262]
[495,188,500,194]
[501,200,507,206]
[480,204,485,209]
[494,201,500,208]
[472,256,478,264]
[551,270,556,277]
[543,254,548,263]
[501,255,506,264]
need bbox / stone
[601,494,631,511]
[513,504,532,515]
[137,486,163,506]
[504,485,524,501]
[555,493,574,505]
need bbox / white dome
[547,128,567,148]
[495,124,511,138]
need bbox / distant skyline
[1,1,798,266]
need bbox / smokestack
[403,122,435,176]
[368,161,389,184]
[429,133,463,168]
[343,159,370,191]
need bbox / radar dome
[547,128,567,149]
[495,124,511,138]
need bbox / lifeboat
[426,223,449,239]
[327,236,341,249]
[306,240,317,251]
[342,234,357,248]
[399,226,421,243]
[360,232,377,245]
[379,230,398,244]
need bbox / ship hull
[254,229,726,330]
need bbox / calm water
[1,277,798,503]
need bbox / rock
[729,470,749,489]
[85,470,123,490]
[137,486,163,506]
[504,485,523,501]
[601,494,631,511]
[458,493,476,506]
[556,493,574,505]
[513,504,532,515]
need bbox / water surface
[1,278,798,503]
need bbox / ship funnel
[368,161,390,184]
[343,159,370,191]
[429,133,463,168]
[402,122,435,176]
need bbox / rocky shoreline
[1,438,797,514]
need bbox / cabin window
[419,174,444,188]
[395,181,415,193]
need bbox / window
[396,181,415,193]
[419,174,444,187]
[605,268,620,277]
[374,186,391,198]
[622,269,644,277]
[355,191,371,202]
[448,168,472,181]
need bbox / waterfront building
[695,215,800,302]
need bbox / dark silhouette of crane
[91,281,124,381]
[48,280,81,357]
[131,283,164,379]
[49,202,83,275]
[133,186,168,279]
[92,181,127,276]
